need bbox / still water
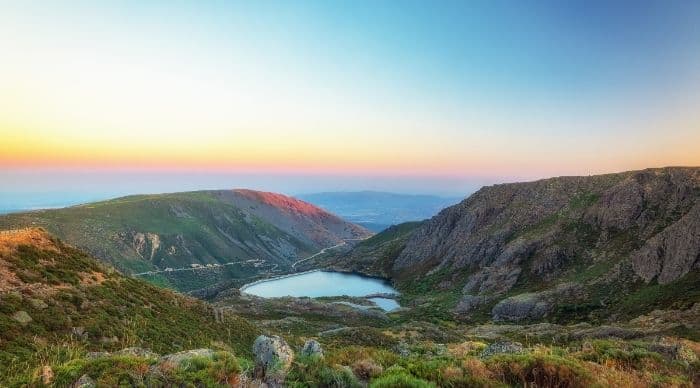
[241,270,399,311]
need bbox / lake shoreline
[239,270,401,312]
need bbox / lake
[241,270,400,311]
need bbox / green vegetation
[52,351,241,387]
[1,228,698,386]
[287,355,362,388]
[0,230,259,386]
[358,222,423,247]
[0,190,321,291]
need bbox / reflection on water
[368,297,400,312]
[241,270,400,311]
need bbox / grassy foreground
[1,229,698,387]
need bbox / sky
[1,1,699,202]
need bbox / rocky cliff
[330,168,700,323]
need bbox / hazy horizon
[2,2,699,204]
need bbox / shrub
[486,353,594,388]
[461,357,492,381]
[448,341,487,358]
[287,355,361,388]
[352,359,384,380]
[370,366,435,388]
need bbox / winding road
[291,238,367,271]
[133,237,369,277]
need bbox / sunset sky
[1,1,699,198]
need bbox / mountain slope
[297,191,462,231]
[296,221,423,275]
[326,168,700,325]
[0,228,259,386]
[3,229,697,388]
[0,190,370,291]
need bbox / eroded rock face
[454,294,488,316]
[252,335,294,385]
[631,204,700,284]
[491,293,551,322]
[490,283,586,322]
[384,168,699,321]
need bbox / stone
[115,347,159,359]
[252,335,294,385]
[454,294,487,316]
[158,349,214,367]
[29,298,48,310]
[11,311,32,325]
[71,327,87,339]
[300,339,323,358]
[490,283,585,322]
[86,352,110,359]
[72,374,96,388]
[480,341,525,358]
[491,293,550,322]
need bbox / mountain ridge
[0,189,371,291]
[319,167,700,325]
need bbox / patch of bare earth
[0,228,73,295]
[79,271,106,286]
[0,228,59,255]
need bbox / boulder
[252,335,294,385]
[454,294,487,316]
[491,293,550,322]
[491,283,585,322]
[29,298,48,310]
[480,341,525,358]
[158,349,215,368]
[71,374,96,388]
[116,347,160,359]
[300,339,323,358]
[11,311,32,325]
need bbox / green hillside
[0,190,369,292]
[0,228,259,386]
[2,228,698,387]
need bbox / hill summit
[0,190,371,291]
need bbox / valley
[1,168,699,387]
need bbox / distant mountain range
[0,189,370,291]
[296,191,462,232]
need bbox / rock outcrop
[491,283,586,322]
[329,168,700,322]
[301,339,324,358]
[631,203,700,284]
[253,335,294,386]
[480,341,525,358]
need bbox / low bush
[486,353,594,388]
[370,365,435,388]
[287,355,361,388]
